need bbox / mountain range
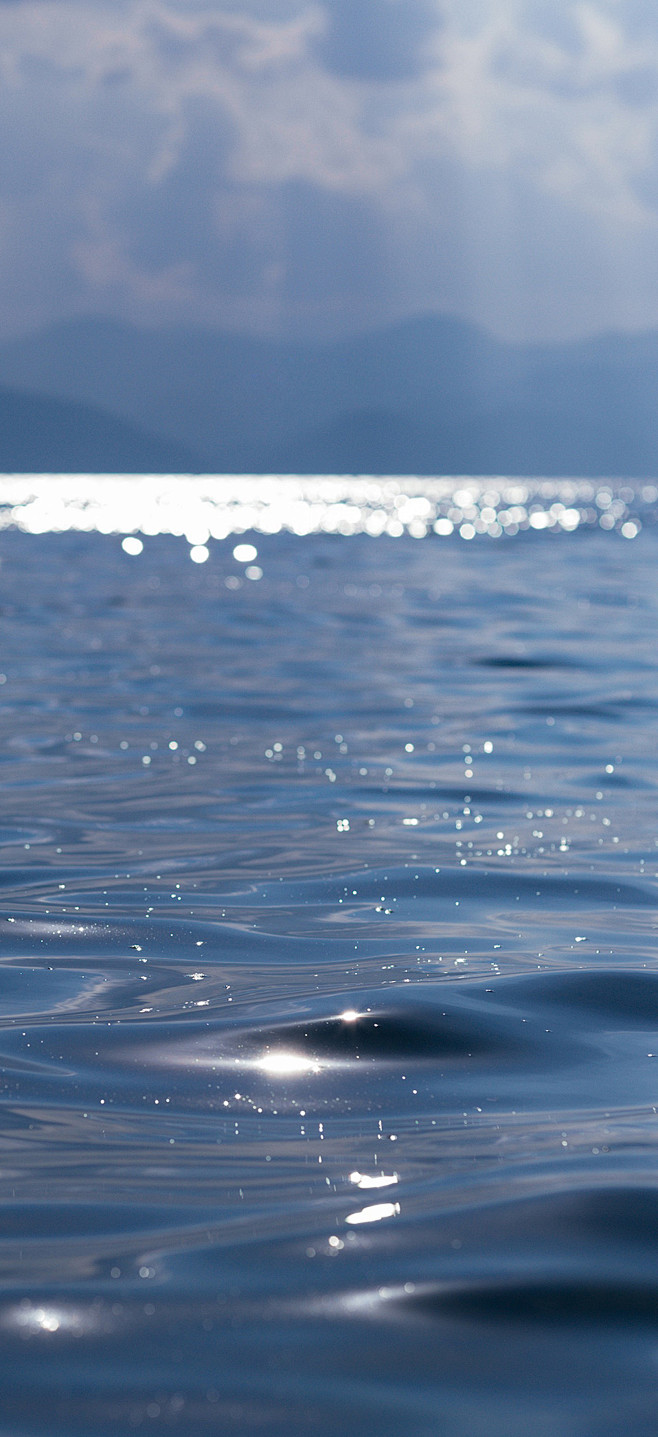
[0,314,657,474]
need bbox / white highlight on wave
[256,1051,322,1076]
[350,1170,399,1190]
[0,475,647,542]
[345,1201,400,1225]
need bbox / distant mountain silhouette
[262,404,654,477]
[0,314,656,474]
[0,385,201,472]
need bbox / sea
[0,473,657,1436]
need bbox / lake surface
[1,477,658,1435]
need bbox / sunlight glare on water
[0,475,655,1435]
[0,473,651,548]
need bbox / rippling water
[2,482,658,1435]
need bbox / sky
[3,0,658,342]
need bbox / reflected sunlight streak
[350,1171,399,1190]
[0,476,647,544]
[4,1302,103,1336]
[256,1050,323,1076]
[345,1201,401,1225]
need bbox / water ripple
[0,519,654,1431]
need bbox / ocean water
[1,476,658,1435]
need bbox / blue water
[1,512,658,1434]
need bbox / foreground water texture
[2,480,658,1435]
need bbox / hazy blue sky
[4,0,658,341]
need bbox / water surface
[0,484,657,1434]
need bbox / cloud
[2,0,658,339]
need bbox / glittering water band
[0,474,651,544]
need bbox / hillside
[0,386,201,473]
[0,315,656,474]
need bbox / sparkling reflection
[256,1051,322,1076]
[4,1302,101,1336]
[345,1201,401,1225]
[0,475,648,543]
[350,1171,399,1190]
